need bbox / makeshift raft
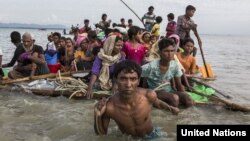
[0,71,112,100]
[0,72,249,112]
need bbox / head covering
[146,41,160,62]
[141,31,151,44]
[76,33,87,48]
[47,32,53,37]
[113,26,127,34]
[168,34,180,50]
[97,35,122,90]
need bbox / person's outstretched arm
[146,90,180,115]
[87,56,102,99]
[2,46,22,67]
[86,74,97,99]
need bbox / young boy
[127,19,133,29]
[142,6,156,32]
[151,16,162,40]
[166,13,176,37]
[175,5,201,56]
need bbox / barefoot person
[94,60,179,139]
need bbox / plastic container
[2,68,9,77]
[48,63,60,73]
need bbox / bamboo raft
[0,72,250,112]
[0,72,112,100]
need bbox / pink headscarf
[168,34,180,48]
[76,33,87,48]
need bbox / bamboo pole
[0,72,71,85]
[120,0,145,27]
[191,89,250,112]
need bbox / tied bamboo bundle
[55,72,88,99]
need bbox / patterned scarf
[97,35,121,90]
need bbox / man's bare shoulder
[105,95,119,114]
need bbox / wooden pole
[198,41,210,77]
[191,89,250,112]
[120,0,145,28]
[0,72,71,85]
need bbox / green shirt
[141,59,183,92]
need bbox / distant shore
[0,22,68,30]
[0,26,67,30]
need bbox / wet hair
[148,6,154,11]
[128,19,133,23]
[167,13,174,20]
[158,38,175,51]
[182,37,194,46]
[127,26,141,40]
[186,5,196,12]
[53,32,61,38]
[113,60,142,79]
[155,16,162,23]
[87,30,97,39]
[10,31,21,44]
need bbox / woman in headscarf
[168,34,180,52]
[86,33,125,99]
[74,38,93,70]
[60,38,75,72]
[141,31,152,51]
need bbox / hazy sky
[0,0,249,35]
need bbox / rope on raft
[55,71,88,99]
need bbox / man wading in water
[94,60,179,139]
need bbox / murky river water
[0,28,249,141]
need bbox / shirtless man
[94,60,179,139]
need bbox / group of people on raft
[0,4,203,139]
